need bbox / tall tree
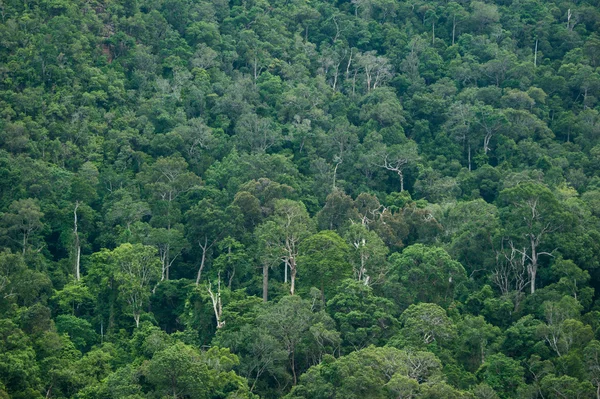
[111,243,161,327]
[1,198,45,256]
[498,183,563,294]
[374,142,420,192]
[256,200,313,295]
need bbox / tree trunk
[468,143,472,171]
[333,159,342,189]
[74,202,81,281]
[165,244,170,280]
[345,48,353,79]
[291,350,297,385]
[483,132,492,154]
[529,236,538,294]
[262,261,269,302]
[452,16,456,45]
[196,238,208,285]
[332,62,340,91]
[253,55,258,84]
[75,246,81,281]
[208,275,225,328]
[290,261,296,295]
[398,171,404,192]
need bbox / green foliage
[476,354,524,399]
[395,303,457,348]
[298,230,352,299]
[327,279,398,351]
[1,0,600,395]
[385,244,467,308]
[144,343,252,399]
[55,315,97,351]
[286,346,456,399]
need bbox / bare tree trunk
[253,55,258,85]
[534,39,538,67]
[529,236,538,294]
[398,171,404,192]
[290,260,297,295]
[73,202,81,281]
[196,237,208,285]
[452,16,456,45]
[345,48,353,79]
[332,62,340,91]
[484,132,492,154]
[333,159,342,189]
[208,274,225,328]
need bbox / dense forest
[1,0,600,396]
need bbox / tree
[584,340,600,398]
[299,230,352,300]
[469,1,500,34]
[327,279,398,351]
[445,102,476,171]
[0,250,26,302]
[374,142,420,192]
[397,303,456,347]
[255,221,284,303]
[446,2,468,45]
[473,104,507,156]
[356,51,393,92]
[498,183,563,294]
[286,346,446,399]
[139,155,201,230]
[235,113,283,153]
[145,343,252,398]
[185,198,241,285]
[476,353,524,399]
[537,297,592,357]
[444,199,500,278]
[104,190,151,234]
[1,198,44,255]
[540,374,594,399]
[316,189,358,232]
[455,315,502,372]
[344,223,389,284]
[146,225,187,281]
[215,324,288,394]
[0,319,41,395]
[385,244,467,308]
[256,295,338,385]
[256,200,313,295]
[111,243,161,327]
